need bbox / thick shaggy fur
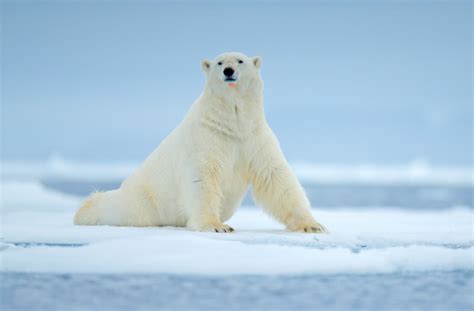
[74,52,327,233]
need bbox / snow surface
[1,180,472,275]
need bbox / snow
[1,180,80,212]
[2,155,473,185]
[1,155,136,182]
[293,160,474,186]
[1,180,472,275]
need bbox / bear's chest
[200,102,262,142]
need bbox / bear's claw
[212,224,234,233]
[294,222,329,234]
[303,226,326,233]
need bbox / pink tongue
[228,82,237,87]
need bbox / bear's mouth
[224,77,237,82]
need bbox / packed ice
[1,178,472,275]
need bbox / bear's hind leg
[74,192,102,225]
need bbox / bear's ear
[252,56,262,69]
[201,60,211,73]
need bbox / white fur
[74,52,327,233]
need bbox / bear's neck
[198,89,265,140]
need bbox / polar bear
[74,52,327,233]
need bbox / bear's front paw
[189,222,235,233]
[212,224,235,233]
[292,221,329,234]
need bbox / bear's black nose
[223,67,235,77]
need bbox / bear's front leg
[249,129,328,233]
[185,154,234,233]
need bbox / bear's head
[201,52,262,98]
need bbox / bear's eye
[238,60,243,64]
[217,62,222,66]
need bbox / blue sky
[2,0,472,165]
